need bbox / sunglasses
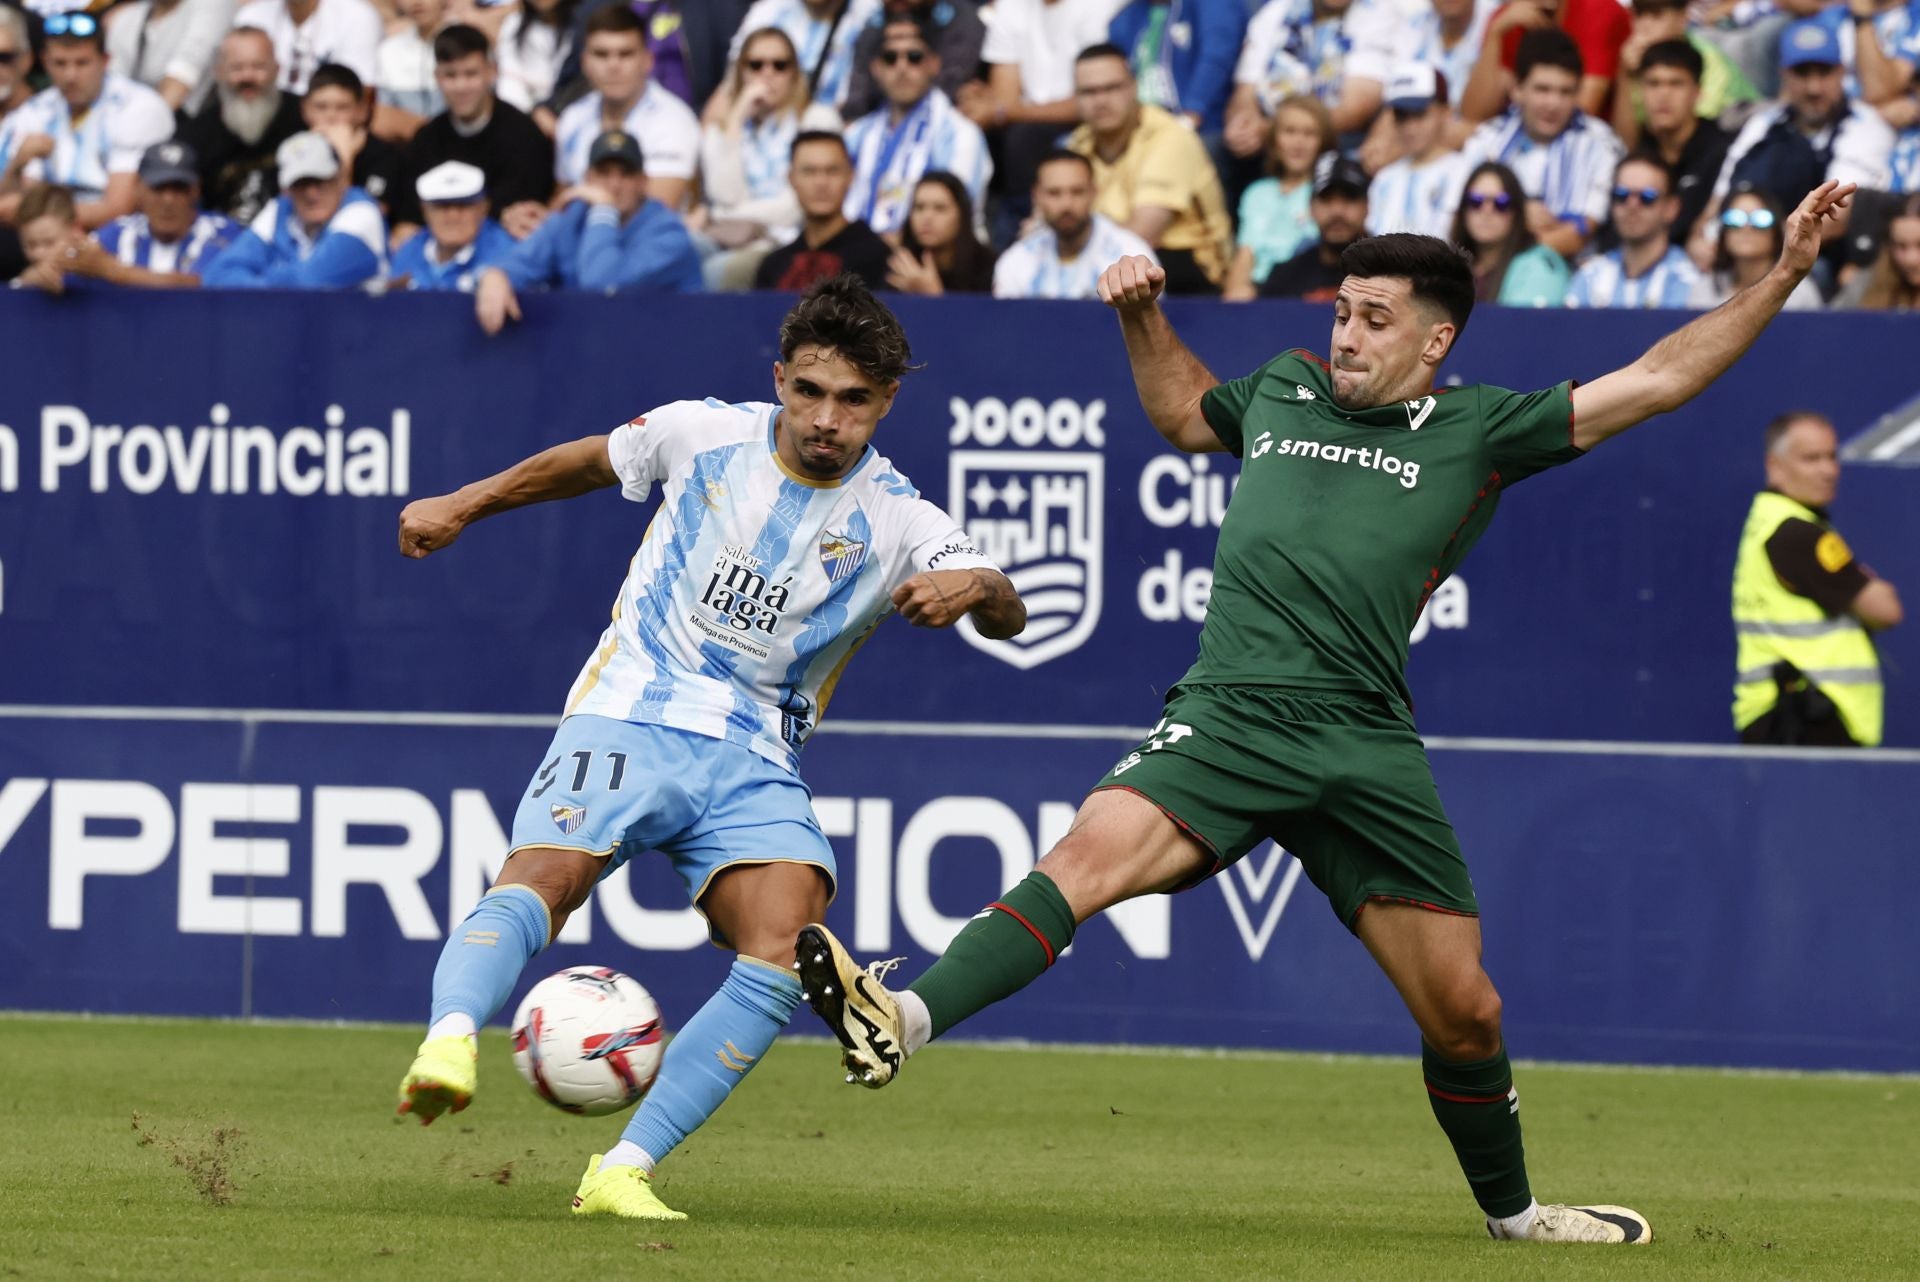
[1721,207,1777,229]
[42,12,100,38]
[878,48,928,66]
[745,57,792,72]
[1465,191,1512,211]
[1612,185,1664,206]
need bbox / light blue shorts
[508,714,836,942]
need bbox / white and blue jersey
[991,214,1158,300]
[201,187,388,289]
[1386,0,1487,108]
[1874,1,1920,192]
[1236,0,1356,113]
[842,90,992,236]
[1365,152,1471,240]
[0,73,174,202]
[391,219,518,291]
[1564,245,1701,309]
[95,211,241,276]
[566,398,1001,772]
[553,82,700,187]
[1462,109,1625,236]
[728,0,881,110]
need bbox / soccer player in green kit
[797,180,1858,1246]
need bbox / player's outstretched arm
[1099,255,1229,454]
[397,434,619,558]
[891,569,1026,639]
[1569,182,1855,450]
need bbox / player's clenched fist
[398,494,469,558]
[891,570,982,628]
[1098,255,1166,313]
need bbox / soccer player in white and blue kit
[392,275,1024,1221]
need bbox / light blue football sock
[613,956,802,1168]
[428,885,552,1029]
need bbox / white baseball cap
[1387,63,1444,112]
[277,131,341,187]
[416,160,487,204]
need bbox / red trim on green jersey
[1416,469,1503,617]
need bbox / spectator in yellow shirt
[1066,42,1231,294]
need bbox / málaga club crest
[948,450,1104,670]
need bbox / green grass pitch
[2,1015,1915,1280]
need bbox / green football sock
[909,872,1077,1040]
[1422,1041,1533,1218]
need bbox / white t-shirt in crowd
[376,27,442,118]
[980,0,1126,104]
[554,80,700,186]
[232,0,383,95]
[0,73,173,201]
[495,10,570,113]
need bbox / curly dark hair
[778,274,917,385]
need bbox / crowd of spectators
[0,0,1917,321]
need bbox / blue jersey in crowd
[500,200,702,293]
[1564,246,1702,310]
[391,220,518,292]
[201,188,389,289]
[96,211,242,277]
[1109,0,1248,134]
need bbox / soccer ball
[510,967,665,1116]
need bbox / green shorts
[1092,684,1476,930]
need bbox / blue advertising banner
[0,292,1916,744]
[1,293,1916,1071]
[0,710,1914,1071]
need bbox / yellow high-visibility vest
[1731,490,1883,746]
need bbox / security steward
[1733,411,1903,746]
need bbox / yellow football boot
[395,1034,477,1125]
[570,1155,688,1220]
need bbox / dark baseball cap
[1313,153,1370,200]
[587,129,645,171]
[138,140,199,187]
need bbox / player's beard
[220,87,284,145]
[1047,212,1089,246]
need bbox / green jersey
[1191,348,1582,712]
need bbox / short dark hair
[1340,233,1476,343]
[791,128,849,160]
[307,63,366,98]
[1074,42,1131,67]
[1034,147,1093,182]
[433,23,490,64]
[878,12,937,50]
[1765,410,1830,454]
[1515,29,1583,83]
[779,275,916,386]
[1638,38,1702,83]
[584,5,645,40]
[1614,151,1671,192]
